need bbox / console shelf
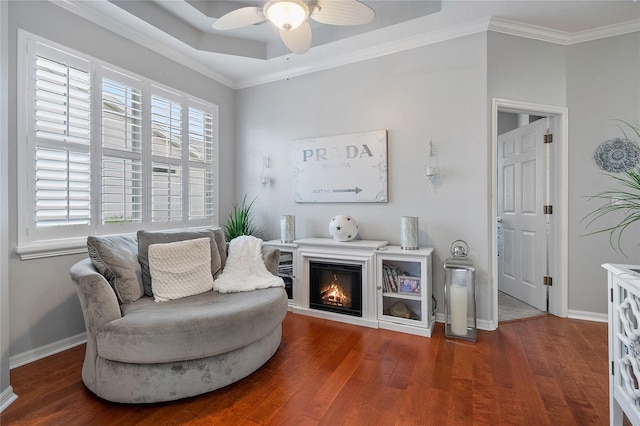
[377,247,434,337]
[264,240,434,337]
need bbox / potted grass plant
[222,195,261,241]
[583,121,640,256]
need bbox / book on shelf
[382,263,400,293]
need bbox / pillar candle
[450,284,468,336]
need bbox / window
[18,33,218,258]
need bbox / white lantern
[444,240,477,342]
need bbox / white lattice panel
[616,292,640,404]
[605,264,640,426]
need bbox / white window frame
[16,31,219,259]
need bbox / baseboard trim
[434,314,496,332]
[9,332,86,369]
[567,310,608,323]
[0,385,18,413]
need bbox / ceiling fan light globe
[264,0,309,31]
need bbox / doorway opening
[491,99,569,328]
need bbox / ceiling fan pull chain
[286,54,290,81]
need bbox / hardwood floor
[2,313,609,425]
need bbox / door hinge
[543,276,553,286]
[543,205,553,215]
[611,288,614,303]
[612,361,615,376]
[544,134,553,144]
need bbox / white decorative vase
[328,215,358,242]
[400,216,419,250]
[280,215,295,243]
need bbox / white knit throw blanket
[213,235,284,293]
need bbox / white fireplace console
[265,238,434,337]
[603,264,640,426]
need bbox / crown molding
[567,18,640,44]
[51,0,236,88]
[236,17,493,89]
[488,16,640,46]
[49,1,639,90]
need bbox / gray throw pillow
[262,246,281,276]
[211,228,227,270]
[87,235,144,304]
[137,229,224,297]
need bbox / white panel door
[497,118,548,311]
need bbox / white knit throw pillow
[148,237,214,302]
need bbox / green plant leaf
[222,194,262,241]
[582,121,640,256]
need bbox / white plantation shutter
[189,168,214,220]
[33,50,91,230]
[101,77,143,224]
[151,93,183,222]
[151,95,182,159]
[152,163,182,222]
[35,57,91,144]
[188,107,214,163]
[102,79,142,153]
[35,147,91,227]
[18,34,219,255]
[102,157,143,223]
[188,107,215,220]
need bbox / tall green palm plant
[222,195,261,241]
[583,121,640,256]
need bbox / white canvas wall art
[293,130,388,203]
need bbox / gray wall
[236,33,491,322]
[566,33,640,313]
[237,30,640,324]
[487,31,639,315]
[1,0,11,400]
[6,1,236,357]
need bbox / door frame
[491,98,569,328]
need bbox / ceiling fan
[212,0,376,54]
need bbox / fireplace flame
[320,274,351,307]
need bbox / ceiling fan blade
[310,0,375,26]
[212,7,265,30]
[280,21,312,54]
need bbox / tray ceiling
[61,1,640,88]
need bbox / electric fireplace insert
[309,261,362,317]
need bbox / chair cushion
[95,287,288,364]
[149,237,214,302]
[87,235,144,303]
[137,229,223,296]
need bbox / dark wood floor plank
[1,314,610,425]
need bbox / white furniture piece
[263,240,299,305]
[603,263,640,425]
[376,247,434,337]
[265,239,434,337]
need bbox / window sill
[16,238,88,260]
[15,226,216,260]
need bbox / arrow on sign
[333,187,362,194]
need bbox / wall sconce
[424,139,439,186]
[260,155,270,185]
